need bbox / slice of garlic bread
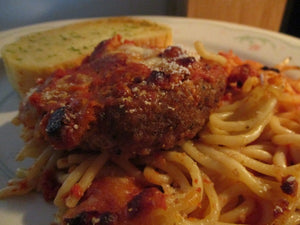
[1,17,173,96]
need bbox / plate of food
[0,15,300,225]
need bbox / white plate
[0,15,299,225]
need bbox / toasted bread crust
[1,17,173,96]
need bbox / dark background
[0,0,299,38]
[281,0,300,38]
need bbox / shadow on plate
[0,192,56,225]
[0,119,56,225]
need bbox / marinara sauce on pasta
[1,37,300,225]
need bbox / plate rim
[0,15,300,49]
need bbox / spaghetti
[1,41,300,225]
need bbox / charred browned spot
[64,211,117,225]
[146,71,169,85]
[159,46,183,58]
[261,66,280,73]
[126,187,166,219]
[46,107,66,136]
[227,64,259,88]
[97,212,117,225]
[281,175,298,196]
[133,77,143,84]
[127,195,142,218]
[176,57,195,67]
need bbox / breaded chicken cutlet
[18,35,227,157]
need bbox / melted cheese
[115,44,192,75]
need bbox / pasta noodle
[194,41,227,65]
[1,42,300,225]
